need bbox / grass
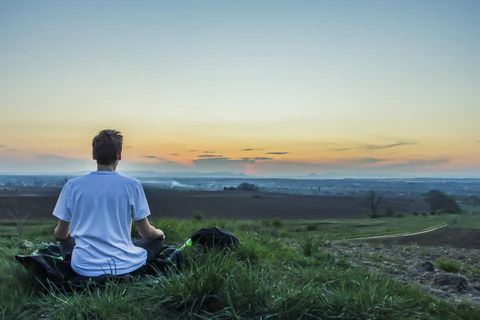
[451,212,480,229]
[299,233,324,257]
[1,217,480,319]
[435,258,462,273]
[278,213,460,242]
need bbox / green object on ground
[180,238,192,250]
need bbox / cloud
[1,152,189,174]
[248,156,451,177]
[194,157,229,161]
[316,142,339,146]
[34,153,91,168]
[170,154,180,156]
[387,158,449,167]
[363,142,416,150]
[241,148,265,151]
[194,158,254,165]
[193,157,255,172]
[188,150,198,152]
[0,145,6,148]
[8,149,20,152]
[35,154,79,161]
[338,157,385,165]
[329,141,416,152]
[141,155,173,162]
[332,157,445,168]
[203,150,216,153]
[197,154,224,158]
[252,157,274,160]
[126,146,133,148]
[331,148,352,152]
[266,152,290,155]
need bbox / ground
[2,186,480,317]
[371,228,480,249]
[0,186,429,220]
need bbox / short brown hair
[92,129,123,165]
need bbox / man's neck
[97,163,117,172]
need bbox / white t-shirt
[53,171,150,277]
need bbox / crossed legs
[59,235,164,263]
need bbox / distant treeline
[424,190,461,213]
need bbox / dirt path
[348,222,450,241]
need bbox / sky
[0,1,479,177]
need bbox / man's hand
[154,228,165,240]
[135,217,166,240]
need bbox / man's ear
[92,150,96,160]
[117,151,122,161]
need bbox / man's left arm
[52,182,72,241]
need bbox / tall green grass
[1,218,479,319]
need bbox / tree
[1,188,33,237]
[424,190,461,213]
[384,205,395,217]
[366,190,383,218]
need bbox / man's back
[53,171,149,276]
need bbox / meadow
[1,213,480,319]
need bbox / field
[2,217,480,319]
[1,189,480,319]
[0,186,429,221]
[371,213,480,248]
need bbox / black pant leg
[133,238,164,262]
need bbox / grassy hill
[1,217,479,319]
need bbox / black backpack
[190,227,240,249]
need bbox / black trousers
[59,235,164,264]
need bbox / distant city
[1,173,479,198]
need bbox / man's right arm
[53,219,70,241]
[134,217,165,240]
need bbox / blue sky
[0,1,479,176]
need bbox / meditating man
[52,129,165,277]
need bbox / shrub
[191,210,204,221]
[305,224,317,231]
[413,212,419,216]
[435,258,461,273]
[271,218,283,228]
[430,211,436,215]
[300,234,322,257]
[261,219,271,227]
[237,182,259,191]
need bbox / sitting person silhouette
[52,129,165,276]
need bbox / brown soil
[0,186,429,221]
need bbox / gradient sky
[1,1,479,177]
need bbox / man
[52,129,165,277]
